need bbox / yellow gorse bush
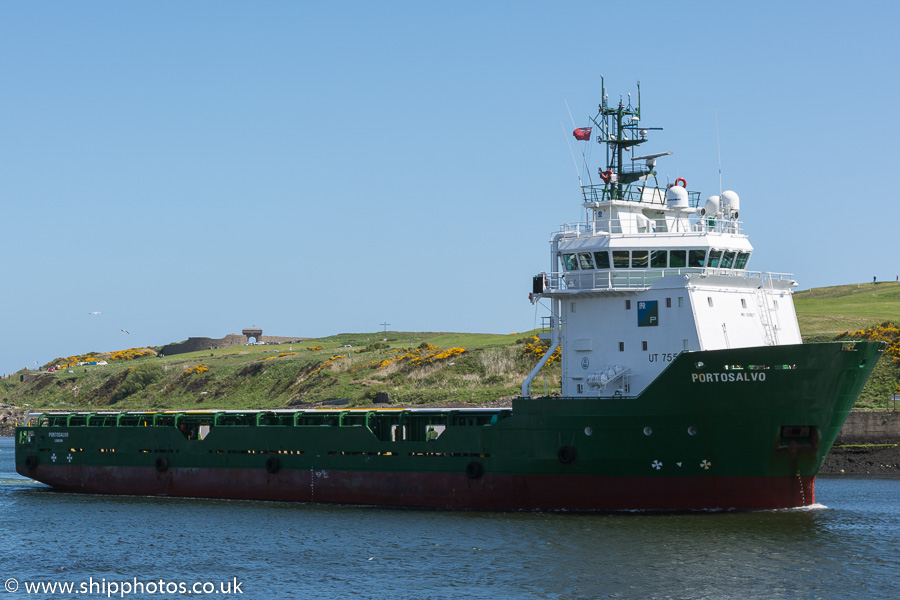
[109,348,156,362]
[521,336,560,363]
[48,347,155,370]
[309,354,348,375]
[182,364,209,376]
[371,344,466,370]
[836,322,900,362]
[259,352,297,361]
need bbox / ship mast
[587,78,663,202]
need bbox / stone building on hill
[159,329,304,357]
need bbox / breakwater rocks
[0,409,26,436]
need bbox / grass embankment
[1,282,897,411]
[794,281,900,337]
[0,333,560,411]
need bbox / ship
[15,80,884,510]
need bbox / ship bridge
[537,183,766,294]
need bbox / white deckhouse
[525,81,800,399]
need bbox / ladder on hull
[755,289,778,346]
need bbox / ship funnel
[721,190,740,219]
[666,185,689,209]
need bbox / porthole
[584,427,593,436]
[643,426,652,436]
[687,426,697,436]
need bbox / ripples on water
[2,437,898,600]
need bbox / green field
[794,281,900,337]
[2,282,898,411]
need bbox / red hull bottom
[21,465,816,511]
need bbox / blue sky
[1,1,898,375]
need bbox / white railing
[558,217,744,237]
[542,269,794,291]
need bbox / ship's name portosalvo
[691,372,766,383]
[48,432,69,438]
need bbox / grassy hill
[1,282,898,411]
[794,281,900,337]
[0,332,560,412]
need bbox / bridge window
[631,250,648,268]
[562,254,578,270]
[708,249,723,268]
[735,252,750,269]
[721,251,736,269]
[578,253,595,269]
[670,250,686,268]
[594,251,610,269]
[650,250,667,268]
[612,251,630,269]
[689,249,706,268]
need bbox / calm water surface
[1,437,898,599]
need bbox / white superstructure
[525,81,801,399]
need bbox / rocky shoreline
[0,409,25,436]
[820,445,900,476]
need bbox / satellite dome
[721,190,740,215]
[704,195,721,216]
[666,185,689,209]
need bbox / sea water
[1,436,898,600]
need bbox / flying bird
[120,329,130,334]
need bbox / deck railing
[581,184,702,206]
[541,269,794,292]
[558,217,744,236]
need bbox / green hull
[15,341,884,510]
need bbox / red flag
[573,127,592,141]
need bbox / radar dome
[666,185,689,209]
[721,190,740,217]
[704,195,721,216]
